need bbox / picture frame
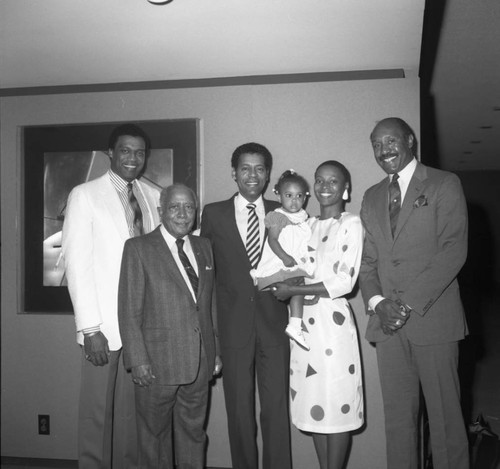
[23,119,200,313]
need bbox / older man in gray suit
[360,118,469,469]
[118,184,222,469]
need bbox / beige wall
[1,75,420,468]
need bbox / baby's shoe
[285,324,310,350]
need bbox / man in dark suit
[200,143,292,469]
[118,184,222,469]
[359,117,469,469]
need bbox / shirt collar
[108,169,136,192]
[160,224,188,249]
[392,157,417,183]
[235,193,264,212]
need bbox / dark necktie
[127,182,144,237]
[176,238,199,296]
[246,203,260,268]
[388,173,401,237]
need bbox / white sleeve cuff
[368,295,385,313]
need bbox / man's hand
[270,282,292,301]
[375,299,410,335]
[213,355,223,376]
[132,364,156,387]
[83,331,110,366]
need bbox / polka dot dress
[289,212,364,433]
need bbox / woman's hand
[282,255,298,268]
[303,295,320,306]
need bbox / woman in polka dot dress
[271,160,364,469]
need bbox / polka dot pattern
[289,213,364,433]
[333,311,346,325]
[311,405,325,421]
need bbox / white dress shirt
[234,193,265,248]
[368,157,417,312]
[160,225,199,301]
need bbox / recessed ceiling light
[147,0,173,4]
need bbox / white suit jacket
[62,173,160,350]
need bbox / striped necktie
[127,182,144,237]
[388,173,401,237]
[176,238,198,296]
[246,203,260,268]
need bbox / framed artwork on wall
[23,119,200,313]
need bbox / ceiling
[430,0,500,171]
[1,0,498,171]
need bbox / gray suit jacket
[360,162,469,345]
[118,227,219,385]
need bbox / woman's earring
[342,189,349,201]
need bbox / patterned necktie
[388,173,401,237]
[246,203,260,268]
[176,238,199,296]
[127,182,144,237]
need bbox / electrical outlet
[38,415,50,435]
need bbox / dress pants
[78,349,137,469]
[376,329,469,469]
[221,328,292,469]
[134,347,209,469]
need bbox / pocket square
[205,265,213,271]
[413,195,428,208]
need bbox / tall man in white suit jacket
[62,124,160,468]
[359,118,469,469]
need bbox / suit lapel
[259,198,277,265]
[151,228,196,299]
[223,196,252,266]
[190,235,205,301]
[393,163,428,241]
[136,180,159,230]
[373,179,393,242]
[220,195,272,269]
[98,175,130,242]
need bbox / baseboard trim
[0,457,230,469]
[0,457,77,467]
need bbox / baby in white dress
[251,170,314,349]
